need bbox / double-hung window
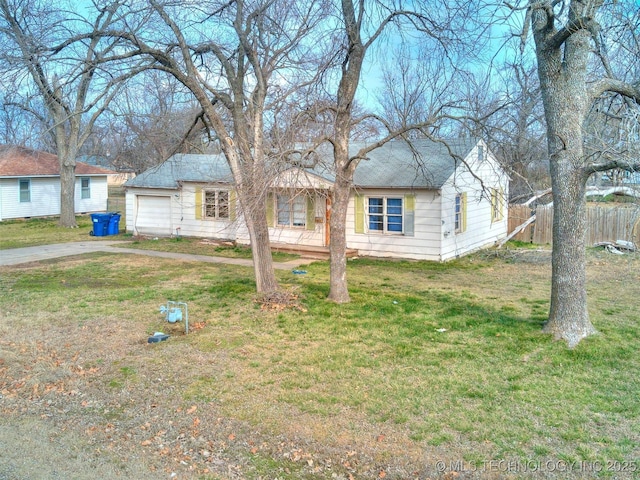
[80,177,91,199]
[367,197,403,233]
[277,194,306,227]
[204,189,230,219]
[491,188,504,222]
[19,179,30,203]
[454,193,466,233]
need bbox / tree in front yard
[525,0,640,346]
[307,0,486,303]
[111,0,328,293]
[0,0,136,227]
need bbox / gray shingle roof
[355,138,476,188]
[125,154,233,189]
[306,138,477,189]
[126,138,478,190]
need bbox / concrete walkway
[0,241,310,270]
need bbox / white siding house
[124,155,239,239]
[125,139,509,261]
[0,145,115,221]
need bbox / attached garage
[134,195,172,236]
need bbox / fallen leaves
[257,290,306,312]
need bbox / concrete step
[270,243,358,260]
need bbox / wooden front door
[325,196,331,247]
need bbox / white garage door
[135,195,172,236]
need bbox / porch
[270,242,358,260]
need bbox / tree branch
[542,15,597,51]
[585,157,640,175]
[589,78,640,104]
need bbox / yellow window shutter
[404,194,415,236]
[195,186,202,220]
[306,194,315,231]
[354,194,365,233]
[266,192,274,227]
[229,190,237,221]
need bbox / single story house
[124,138,509,261]
[0,145,116,221]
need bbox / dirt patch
[0,313,261,479]
[0,299,430,480]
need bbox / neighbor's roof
[126,138,479,190]
[125,153,233,189]
[0,145,116,177]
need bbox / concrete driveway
[0,241,309,270]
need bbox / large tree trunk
[58,151,78,228]
[531,2,601,347]
[539,109,598,346]
[534,10,597,347]
[243,196,279,294]
[328,172,351,303]
[543,157,597,347]
[325,0,366,303]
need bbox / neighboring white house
[124,138,509,261]
[0,145,116,221]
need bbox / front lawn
[0,241,638,479]
[0,215,95,248]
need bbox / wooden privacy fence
[508,204,640,246]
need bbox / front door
[324,196,331,247]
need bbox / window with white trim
[204,189,230,219]
[277,194,306,227]
[454,193,466,233]
[19,179,30,203]
[81,177,91,199]
[367,197,403,233]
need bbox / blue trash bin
[107,213,121,235]
[90,213,111,236]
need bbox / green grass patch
[117,236,299,262]
[0,215,97,248]
[1,219,639,476]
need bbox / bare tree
[0,99,44,147]
[312,0,485,303]
[519,0,640,346]
[377,46,469,139]
[95,71,211,174]
[585,93,640,188]
[0,0,139,227]
[112,0,328,293]
[483,60,549,202]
